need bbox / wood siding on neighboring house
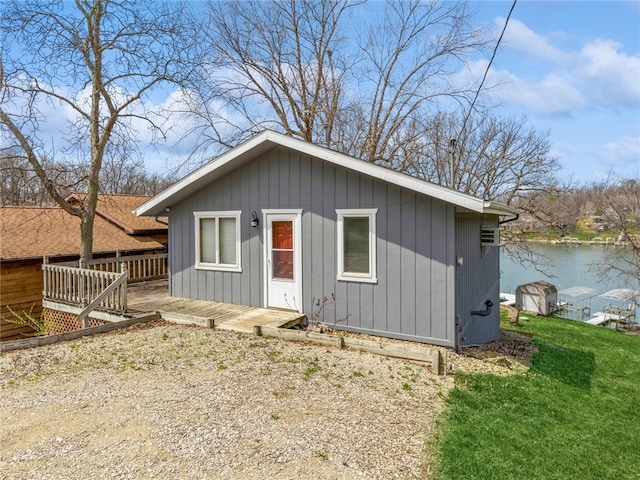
[0,259,44,340]
[1,197,168,341]
[0,251,165,341]
[169,146,458,346]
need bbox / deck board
[126,280,304,333]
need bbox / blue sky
[470,0,640,183]
[162,0,640,183]
[2,1,638,186]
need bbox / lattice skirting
[43,308,105,335]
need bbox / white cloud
[597,134,640,168]
[503,72,585,115]
[497,17,571,65]
[464,59,585,116]
[577,39,640,106]
[483,18,640,117]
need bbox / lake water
[500,243,639,321]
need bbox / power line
[458,0,517,143]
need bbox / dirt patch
[463,329,538,369]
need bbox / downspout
[455,315,463,354]
[499,213,519,225]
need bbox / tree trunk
[79,208,96,263]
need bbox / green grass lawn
[434,311,640,480]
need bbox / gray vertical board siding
[454,214,500,346]
[171,198,185,297]
[168,209,175,297]
[359,283,374,330]
[446,205,457,343]
[373,191,388,333]
[307,211,324,322]
[308,155,324,323]
[346,282,360,328]
[299,154,314,317]
[385,185,402,333]
[168,146,458,346]
[289,150,301,206]
[238,166,253,306]
[196,267,207,300]
[333,163,349,323]
[428,203,454,342]
[400,189,417,336]
[415,199,432,338]
[268,152,280,206]
[279,149,291,206]
[322,162,337,322]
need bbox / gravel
[0,321,527,480]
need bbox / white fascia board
[136,129,498,217]
[483,201,520,216]
[270,132,486,213]
[135,132,274,217]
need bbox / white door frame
[263,209,303,312]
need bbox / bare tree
[391,111,561,204]
[0,0,201,261]
[0,152,85,206]
[99,154,176,195]
[346,1,486,163]
[179,0,353,153]
[0,152,38,206]
[184,0,487,162]
[589,176,640,285]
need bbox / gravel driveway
[0,322,466,479]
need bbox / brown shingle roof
[0,206,163,260]
[66,193,168,234]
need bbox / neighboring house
[0,196,166,340]
[66,193,169,246]
[136,130,517,348]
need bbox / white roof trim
[135,130,518,217]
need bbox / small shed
[515,281,558,316]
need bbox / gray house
[136,130,517,348]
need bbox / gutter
[499,213,520,225]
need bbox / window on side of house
[194,211,242,272]
[336,209,377,283]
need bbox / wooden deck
[126,280,305,333]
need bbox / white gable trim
[135,130,518,217]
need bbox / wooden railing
[43,263,128,315]
[43,253,167,325]
[58,253,168,283]
[77,268,128,327]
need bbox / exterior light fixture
[250,211,259,227]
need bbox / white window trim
[336,208,377,283]
[194,210,242,272]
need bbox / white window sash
[336,208,377,283]
[194,211,242,272]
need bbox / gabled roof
[135,130,518,217]
[0,206,163,261]
[66,193,167,235]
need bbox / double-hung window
[336,209,377,283]
[194,211,241,271]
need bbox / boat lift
[599,288,638,323]
[554,286,599,320]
